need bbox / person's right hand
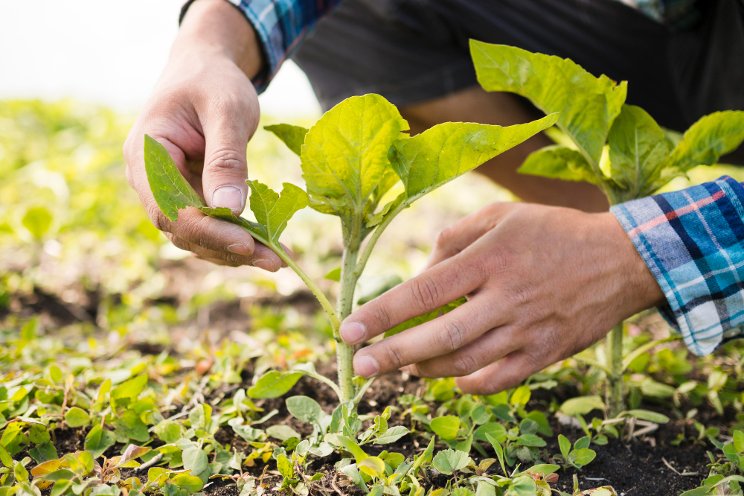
[123,48,282,271]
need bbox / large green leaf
[265,124,309,156]
[607,105,672,200]
[144,135,204,220]
[471,40,627,164]
[300,94,409,217]
[390,114,558,202]
[519,145,600,185]
[663,110,744,177]
[247,370,303,399]
[245,180,308,243]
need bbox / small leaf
[431,449,472,475]
[248,371,303,399]
[390,115,558,204]
[569,447,597,468]
[300,94,408,218]
[623,409,670,424]
[182,445,209,476]
[64,407,90,428]
[171,473,204,491]
[517,433,546,448]
[510,385,531,407]
[111,374,148,402]
[144,135,204,221]
[607,104,671,198]
[84,425,116,458]
[430,416,461,441]
[558,434,571,460]
[266,425,301,442]
[246,181,308,243]
[286,395,322,424]
[373,425,409,445]
[471,40,627,164]
[520,145,600,184]
[664,111,744,176]
[21,206,54,239]
[265,123,309,156]
[358,456,386,478]
[559,395,605,416]
[324,267,341,282]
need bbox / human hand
[340,203,664,394]
[123,1,282,270]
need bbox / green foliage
[264,123,308,156]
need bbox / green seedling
[144,93,556,412]
[470,40,744,416]
[557,434,596,470]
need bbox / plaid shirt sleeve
[611,176,744,356]
[181,0,341,92]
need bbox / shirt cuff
[611,176,744,356]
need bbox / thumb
[201,116,251,215]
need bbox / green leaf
[510,385,531,407]
[286,395,322,424]
[559,395,605,416]
[430,416,461,441]
[471,40,627,164]
[558,434,571,460]
[519,145,600,184]
[373,426,409,445]
[300,94,408,217]
[153,420,184,444]
[431,449,471,475]
[144,135,204,221]
[569,447,597,468]
[64,407,90,428]
[111,374,148,402]
[182,445,209,476]
[390,114,558,203]
[266,425,301,442]
[170,473,204,491]
[623,409,670,424]
[84,425,115,458]
[276,452,294,479]
[246,181,308,243]
[664,111,744,177]
[517,433,546,448]
[265,124,309,156]
[114,410,150,443]
[358,456,386,478]
[248,371,303,399]
[733,431,744,453]
[607,105,672,199]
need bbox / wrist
[174,0,264,78]
[597,212,665,315]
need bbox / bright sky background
[0,0,320,117]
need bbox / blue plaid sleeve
[611,176,744,355]
[181,0,341,92]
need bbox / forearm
[175,0,264,79]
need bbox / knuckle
[484,245,512,278]
[372,305,392,331]
[410,276,442,309]
[383,344,405,370]
[508,285,533,307]
[437,318,467,352]
[451,353,478,376]
[205,148,246,174]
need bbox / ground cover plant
[1,48,743,496]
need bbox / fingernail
[354,355,379,377]
[212,186,244,213]
[253,258,275,271]
[227,243,252,256]
[340,321,366,344]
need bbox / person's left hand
[339,202,664,394]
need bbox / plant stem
[355,200,406,278]
[606,322,624,417]
[337,223,363,404]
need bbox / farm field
[1,97,744,496]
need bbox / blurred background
[0,0,504,352]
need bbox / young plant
[144,94,556,409]
[470,40,744,416]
